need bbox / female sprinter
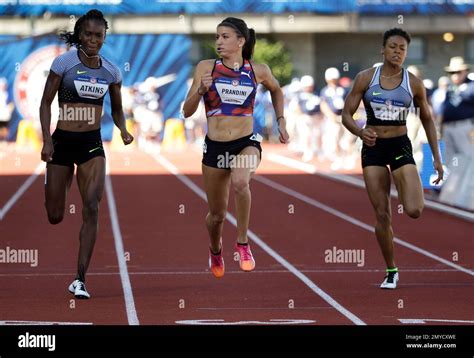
[183,17,289,278]
[40,9,133,298]
[342,28,443,289]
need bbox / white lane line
[399,318,474,324]
[266,152,474,222]
[255,175,474,276]
[0,267,464,277]
[196,307,331,311]
[0,162,44,220]
[104,173,140,325]
[175,319,316,325]
[151,153,366,326]
[0,320,93,325]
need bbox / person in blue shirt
[440,56,474,168]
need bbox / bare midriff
[207,115,254,141]
[55,102,103,132]
[366,124,407,138]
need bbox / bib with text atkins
[74,75,108,100]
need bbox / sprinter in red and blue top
[342,28,443,289]
[204,58,257,118]
[183,17,289,278]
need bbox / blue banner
[0,33,191,141]
[0,0,355,16]
[1,0,473,15]
[358,0,474,15]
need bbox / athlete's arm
[411,74,444,184]
[182,60,213,118]
[253,62,289,143]
[342,70,377,146]
[110,81,133,145]
[39,71,62,162]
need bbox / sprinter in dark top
[342,28,443,289]
[39,9,133,299]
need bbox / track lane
[108,148,359,325]
[0,171,129,324]
[160,147,473,325]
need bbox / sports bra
[363,65,414,126]
[204,58,257,118]
[50,48,122,106]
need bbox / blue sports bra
[363,65,414,126]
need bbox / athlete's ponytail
[243,28,256,61]
[59,9,109,48]
[218,17,256,60]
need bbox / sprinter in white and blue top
[51,48,121,106]
[342,28,443,290]
[363,64,413,126]
[39,9,134,300]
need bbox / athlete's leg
[230,146,261,244]
[202,164,231,253]
[75,156,105,282]
[44,163,74,225]
[363,166,396,268]
[392,164,424,219]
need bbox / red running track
[0,143,472,326]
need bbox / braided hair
[59,9,108,48]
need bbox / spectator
[284,77,301,153]
[295,75,321,161]
[0,77,14,141]
[432,76,450,118]
[440,56,474,168]
[320,67,347,169]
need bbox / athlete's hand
[41,140,54,162]
[360,128,377,147]
[198,72,213,95]
[432,158,444,185]
[121,130,134,145]
[277,117,290,144]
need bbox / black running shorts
[50,128,105,168]
[202,133,262,170]
[361,134,415,172]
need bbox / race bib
[370,98,407,122]
[215,78,254,105]
[74,75,108,99]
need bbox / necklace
[79,47,100,60]
[380,67,402,78]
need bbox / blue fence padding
[420,141,445,189]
